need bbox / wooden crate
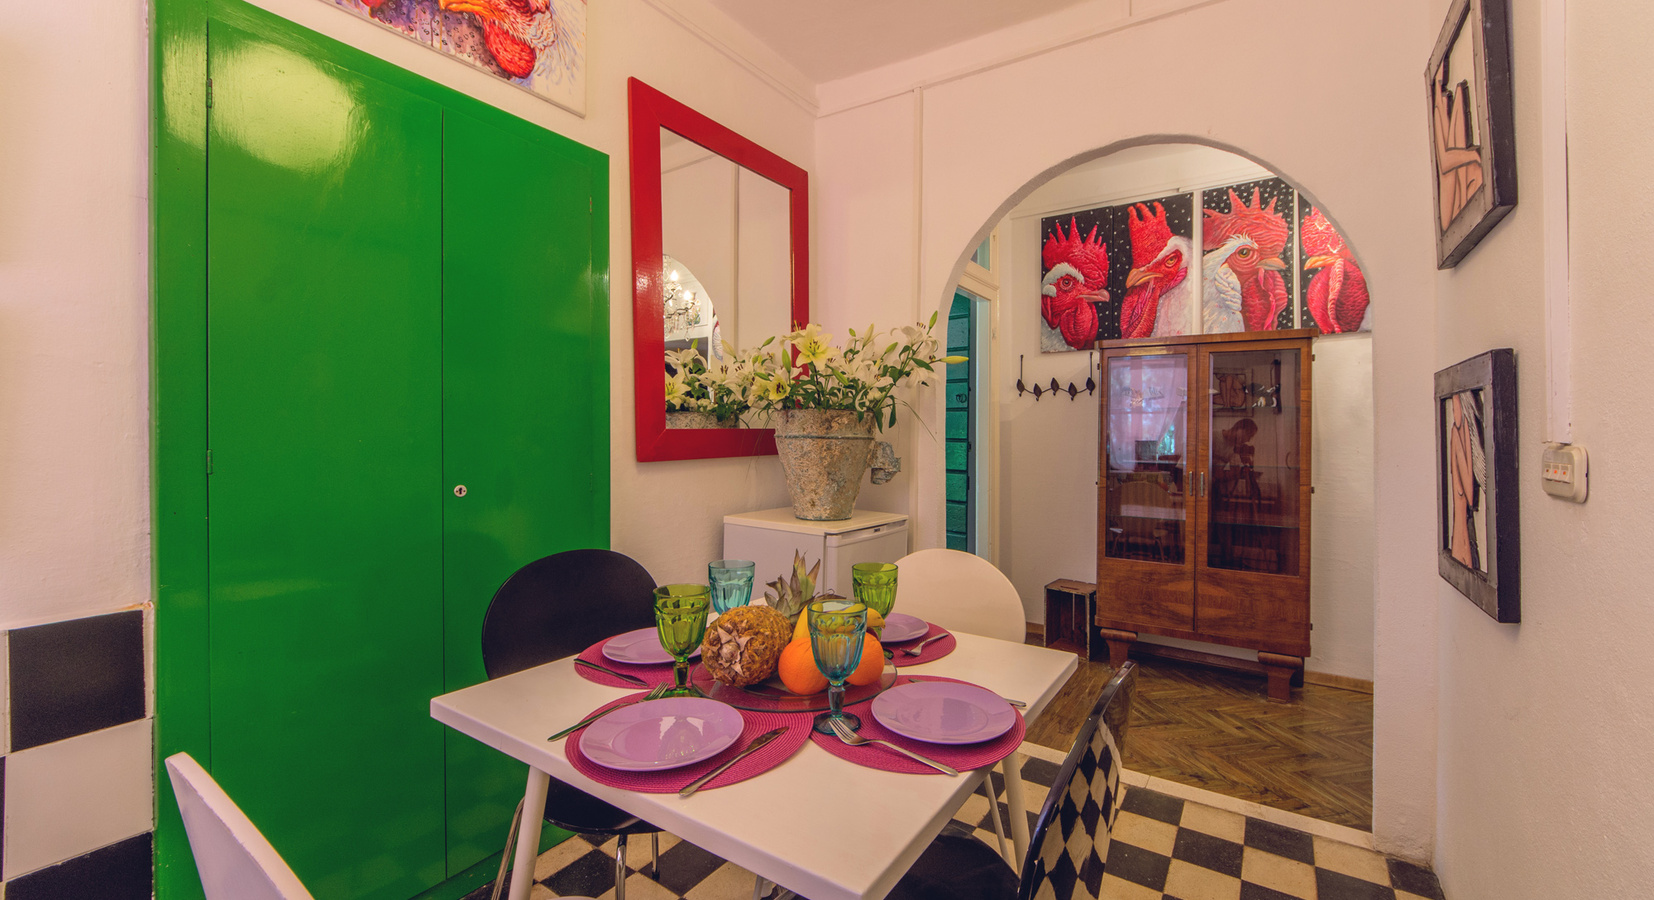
[1043,579,1101,660]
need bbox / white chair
[166,752,592,900]
[164,753,315,900]
[892,548,1026,642]
[890,549,1034,868]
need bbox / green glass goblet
[654,584,710,698]
[808,598,868,735]
[851,562,899,625]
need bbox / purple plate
[578,698,744,771]
[602,627,701,665]
[878,613,928,643]
[871,682,1016,745]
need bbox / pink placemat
[810,676,1025,774]
[886,623,956,668]
[575,638,679,688]
[567,692,814,793]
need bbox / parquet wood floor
[1024,649,1374,831]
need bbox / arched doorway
[947,141,1376,830]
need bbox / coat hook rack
[1013,352,1100,403]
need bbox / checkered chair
[884,662,1138,900]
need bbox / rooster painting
[1202,233,1261,334]
[1121,200,1193,339]
[1301,206,1371,333]
[326,0,586,113]
[440,0,578,81]
[1202,184,1292,332]
[1040,217,1110,352]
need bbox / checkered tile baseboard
[503,753,1447,900]
[1,610,154,899]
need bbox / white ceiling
[702,0,1099,83]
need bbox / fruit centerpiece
[698,552,886,695]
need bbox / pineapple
[762,551,843,629]
[700,605,791,687]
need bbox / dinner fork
[901,633,951,657]
[548,683,669,741]
[828,716,958,776]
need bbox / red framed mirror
[629,78,809,461]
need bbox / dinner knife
[575,658,649,687]
[678,726,789,798]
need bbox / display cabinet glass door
[1104,353,1191,563]
[1193,342,1311,650]
[1098,349,1196,633]
[1202,347,1302,574]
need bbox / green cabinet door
[439,107,607,871]
[205,21,446,900]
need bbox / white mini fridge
[723,507,910,598]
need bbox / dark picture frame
[1435,349,1519,622]
[1427,0,1517,269]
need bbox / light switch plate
[1541,442,1588,502]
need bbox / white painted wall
[1431,0,1654,896]
[0,3,152,631]
[989,143,1376,682]
[814,0,1439,858]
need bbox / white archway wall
[816,0,1440,861]
[986,143,1376,683]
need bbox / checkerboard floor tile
[495,757,1447,900]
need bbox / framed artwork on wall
[1435,348,1519,623]
[1427,0,1516,269]
[1201,179,1295,334]
[321,0,588,116]
[1038,192,1194,353]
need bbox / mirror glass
[631,78,808,461]
[659,128,793,384]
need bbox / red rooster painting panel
[324,0,587,115]
[1298,198,1372,334]
[1038,192,1193,353]
[1200,178,1295,334]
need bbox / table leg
[983,776,1011,866]
[1002,753,1029,865]
[508,768,550,900]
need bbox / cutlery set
[547,683,670,741]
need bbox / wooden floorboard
[1024,646,1374,831]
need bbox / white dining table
[431,631,1078,900]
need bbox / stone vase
[666,410,737,429]
[772,409,901,520]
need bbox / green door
[206,20,446,900]
[945,291,974,551]
[439,107,606,870]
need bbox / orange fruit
[846,635,884,686]
[778,639,828,695]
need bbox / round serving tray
[689,664,898,713]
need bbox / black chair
[480,549,664,900]
[885,662,1139,900]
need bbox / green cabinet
[161,4,609,898]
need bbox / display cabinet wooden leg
[1099,628,1137,669]
[1258,652,1302,702]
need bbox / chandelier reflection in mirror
[663,265,700,337]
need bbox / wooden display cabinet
[1095,329,1314,700]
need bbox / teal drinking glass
[708,559,757,615]
[654,584,711,697]
[851,562,899,623]
[808,599,867,734]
